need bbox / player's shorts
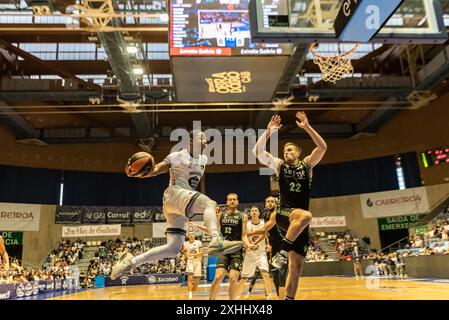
[276,207,310,258]
[163,186,201,218]
[241,251,269,278]
[186,259,202,277]
[216,250,243,272]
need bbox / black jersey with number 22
[278,160,311,210]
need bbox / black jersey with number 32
[220,211,243,241]
[278,160,311,210]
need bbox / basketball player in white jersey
[183,231,203,299]
[111,130,242,280]
[237,206,273,300]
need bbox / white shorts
[186,259,202,277]
[241,251,269,278]
[163,186,201,218]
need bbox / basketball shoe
[110,251,134,280]
[207,236,243,256]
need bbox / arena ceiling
[0,0,449,149]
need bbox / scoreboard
[169,0,289,56]
[421,146,449,168]
[170,0,291,102]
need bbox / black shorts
[276,207,310,258]
[271,268,287,288]
[216,250,243,272]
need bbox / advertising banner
[62,224,121,238]
[0,231,23,245]
[0,283,16,300]
[81,206,106,224]
[0,202,41,231]
[55,206,82,224]
[14,281,39,298]
[105,206,132,224]
[360,187,429,219]
[56,206,157,224]
[105,274,183,287]
[310,216,347,228]
[131,207,155,223]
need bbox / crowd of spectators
[305,239,334,262]
[305,214,449,266]
[305,230,364,262]
[0,239,84,284]
[43,239,84,271]
[81,237,186,288]
[401,215,449,256]
[364,252,408,277]
[3,214,448,287]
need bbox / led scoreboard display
[170,0,289,56]
[170,0,291,102]
[421,146,449,168]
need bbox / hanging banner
[62,224,121,238]
[0,202,41,231]
[105,206,132,224]
[55,206,82,224]
[81,207,106,224]
[310,216,347,228]
[151,207,165,222]
[56,206,156,224]
[55,203,268,225]
[130,207,155,224]
[360,187,429,219]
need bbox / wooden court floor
[49,277,449,300]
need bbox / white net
[311,43,359,83]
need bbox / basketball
[127,152,155,176]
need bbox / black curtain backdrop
[205,171,270,203]
[0,165,60,204]
[0,152,422,205]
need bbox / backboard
[249,0,448,43]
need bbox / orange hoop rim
[310,42,360,60]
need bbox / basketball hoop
[310,42,360,83]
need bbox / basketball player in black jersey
[251,111,327,300]
[209,193,254,300]
[264,196,286,299]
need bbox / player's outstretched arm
[296,111,327,169]
[146,160,169,177]
[125,160,169,178]
[252,115,283,173]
